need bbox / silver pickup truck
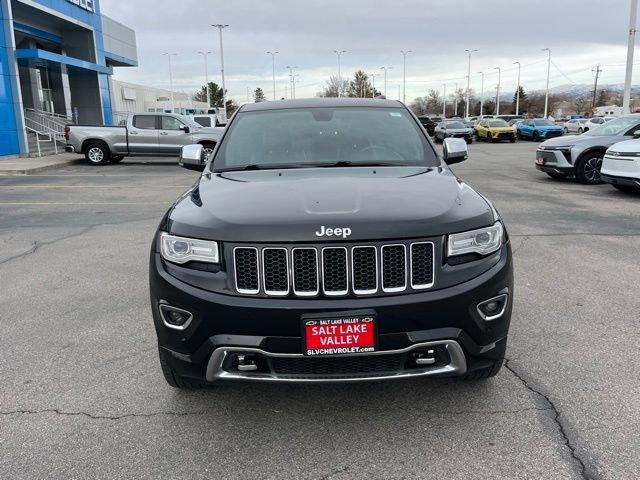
[65,113,224,165]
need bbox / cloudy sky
[100,0,637,102]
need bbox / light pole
[494,66,501,115]
[198,51,212,107]
[286,66,297,99]
[401,50,412,104]
[334,50,346,97]
[163,53,177,111]
[477,71,484,117]
[369,72,377,98]
[454,82,458,116]
[212,24,229,119]
[293,74,301,99]
[442,83,446,118]
[623,0,638,114]
[465,49,477,119]
[542,48,551,118]
[380,66,392,98]
[513,61,521,116]
[266,51,279,101]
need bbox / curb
[0,158,83,176]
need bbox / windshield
[444,121,466,129]
[213,107,438,171]
[488,119,509,127]
[584,116,640,136]
[533,119,554,126]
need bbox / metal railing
[24,109,71,156]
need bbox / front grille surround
[232,240,436,298]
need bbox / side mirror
[442,137,468,165]
[179,144,206,171]
[633,129,640,138]
[181,125,190,134]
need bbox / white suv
[601,139,640,193]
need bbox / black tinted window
[214,107,438,170]
[133,116,156,129]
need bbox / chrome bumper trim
[205,340,467,383]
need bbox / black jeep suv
[150,98,513,387]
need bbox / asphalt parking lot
[1,142,638,480]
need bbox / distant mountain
[528,83,640,98]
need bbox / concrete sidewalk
[0,153,83,175]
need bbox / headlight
[447,222,503,257]
[160,232,219,264]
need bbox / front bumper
[150,243,513,383]
[535,148,574,174]
[601,173,640,188]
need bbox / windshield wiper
[317,161,399,168]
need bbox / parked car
[563,118,588,134]
[601,139,640,193]
[534,114,640,184]
[417,115,442,136]
[516,119,564,141]
[582,117,608,133]
[433,120,474,144]
[151,98,513,387]
[474,118,517,142]
[497,115,523,123]
[65,113,224,165]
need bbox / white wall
[110,79,208,117]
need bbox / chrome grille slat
[262,248,289,296]
[382,244,407,293]
[351,246,378,295]
[233,241,434,297]
[410,242,435,289]
[292,248,319,296]
[322,247,348,296]
[234,247,259,294]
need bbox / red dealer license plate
[536,157,545,165]
[303,315,376,356]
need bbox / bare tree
[318,75,350,97]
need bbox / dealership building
[0,0,137,157]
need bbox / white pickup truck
[65,113,224,165]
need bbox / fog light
[159,304,193,330]
[477,294,508,321]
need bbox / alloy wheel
[88,147,104,164]
[583,156,603,183]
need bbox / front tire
[546,171,568,180]
[461,360,504,380]
[84,142,110,165]
[578,128,584,134]
[563,127,569,134]
[532,131,540,142]
[158,346,206,389]
[575,152,604,184]
[613,184,640,193]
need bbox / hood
[444,127,473,134]
[168,167,494,242]
[606,139,640,154]
[537,125,563,131]
[193,126,224,138]
[539,132,623,149]
[488,126,515,133]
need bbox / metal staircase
[23,109,72,157]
